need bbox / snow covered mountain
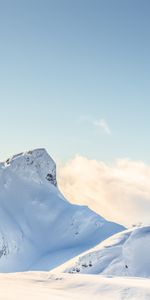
[56,225,150,278]
[0,148,124,272]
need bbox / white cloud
[93,119,111,135]
[79,115,111,135]
[58,156,150,227]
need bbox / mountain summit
[0,149,124,272]
[2,148,57,186]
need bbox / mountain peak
[4,148,57,186]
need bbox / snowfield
[0,272,150,300]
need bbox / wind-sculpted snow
[56,225,150,278]
[0,149,124,272]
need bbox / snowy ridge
[0,148,124,272]
[55,225,150,278]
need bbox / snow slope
[55,225,150,278]
[0,148,124,272]
[0,272,150,300]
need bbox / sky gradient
[0,0,150,162]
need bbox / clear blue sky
[0,0,150,162]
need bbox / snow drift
[0,148,124,272]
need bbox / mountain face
[57,225,150,278]
[0,149,124,272]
